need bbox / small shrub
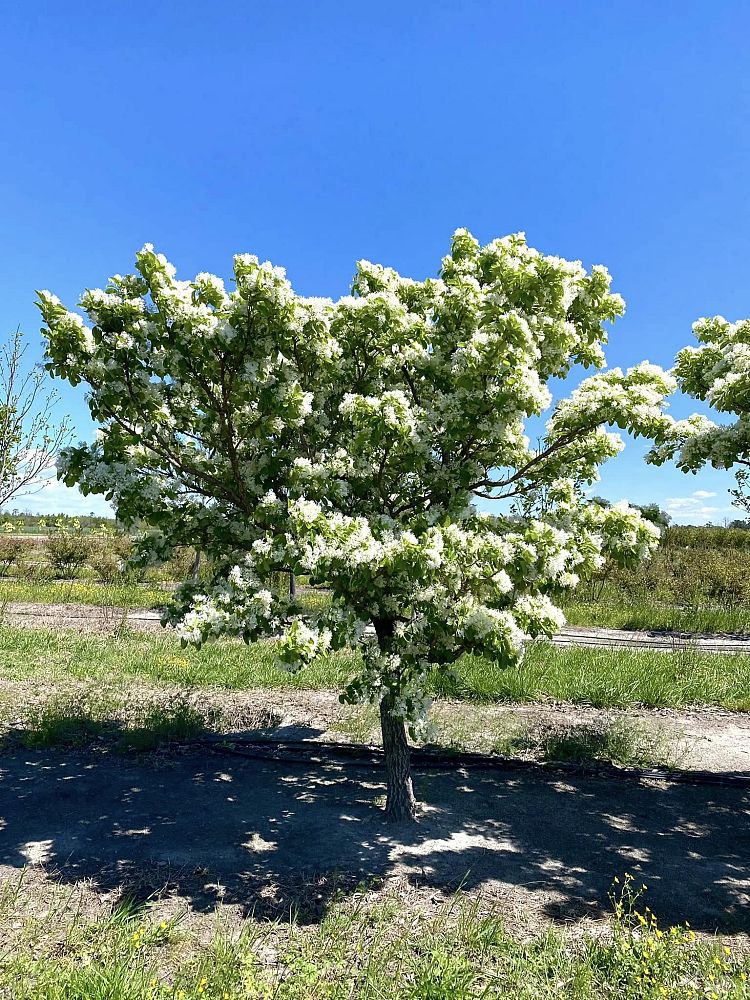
[45,532,93,578]
[88,551,125,584]
[164,546,199,581]
[688,550,750,607]
[107,536,152,583]
[665,524,750,550]
[0,537,30,577]
[577,542,750,614]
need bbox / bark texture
[379,698,418,821]
[373,616,418,822]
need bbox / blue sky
[1,1,749,522]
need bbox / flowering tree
[648,315,750,510]
[39,231,673,821]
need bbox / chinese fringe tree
[39,231,674,821]
[648,314,750,510]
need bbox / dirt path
[2,601,165,633]
[1,743,747,933]
[5,601,750,652]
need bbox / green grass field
[561,594,750,636]
[4,573,750,639]
[0,578,170,609]
[1,626,749,710]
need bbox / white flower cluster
[648,315,750,480]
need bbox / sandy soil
[0,743,748,936]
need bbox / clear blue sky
[2,1,749,521]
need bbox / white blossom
[39,229,668,739]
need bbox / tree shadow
[0,731,748,931]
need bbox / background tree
[633,502,671,530]
[649,314,750,511]
[0,328,71,509]
[39,231,673,821]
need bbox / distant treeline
[2,509,749,549]
[664,524,750,550]
[0,512,118,534]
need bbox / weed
[18,690,113,748]
[333,704,380,743]
[499,719,681,768]
[0,578,169,609]
[1,883,747,998]
[0,536,33,577]
[119,697,208,751]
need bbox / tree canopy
[39,230,674,819]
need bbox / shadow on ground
[0,735,748,932]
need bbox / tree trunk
[289,572,296,599]
[379,698,418,822]
[191,549,201,582]
[372,616,418,822]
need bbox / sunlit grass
[0,877,746,999]
[0,578,332,614]
[562,594,750,636]
[5,572,750,639]
[0,578,170,609]
[441,643,750,709]
[1,626,749,710]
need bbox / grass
[0,578,331,613]
[4,569,750,637]
[119,699,210,751]
[438,645,750,710]
[19,693,112,748]
[335,705,682,769]
[0,626,749,711]
[0,577,170,609]
[0,875,746,999]
[562,593,750,636]
[0,678,684,768]
[0,626,356,690]
[493,719,681,768]
[0,684,280,752]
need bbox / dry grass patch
[334,702,686,770]
[0,680,282,751]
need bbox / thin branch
[0,328,72,509]
[468,425,597,495]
